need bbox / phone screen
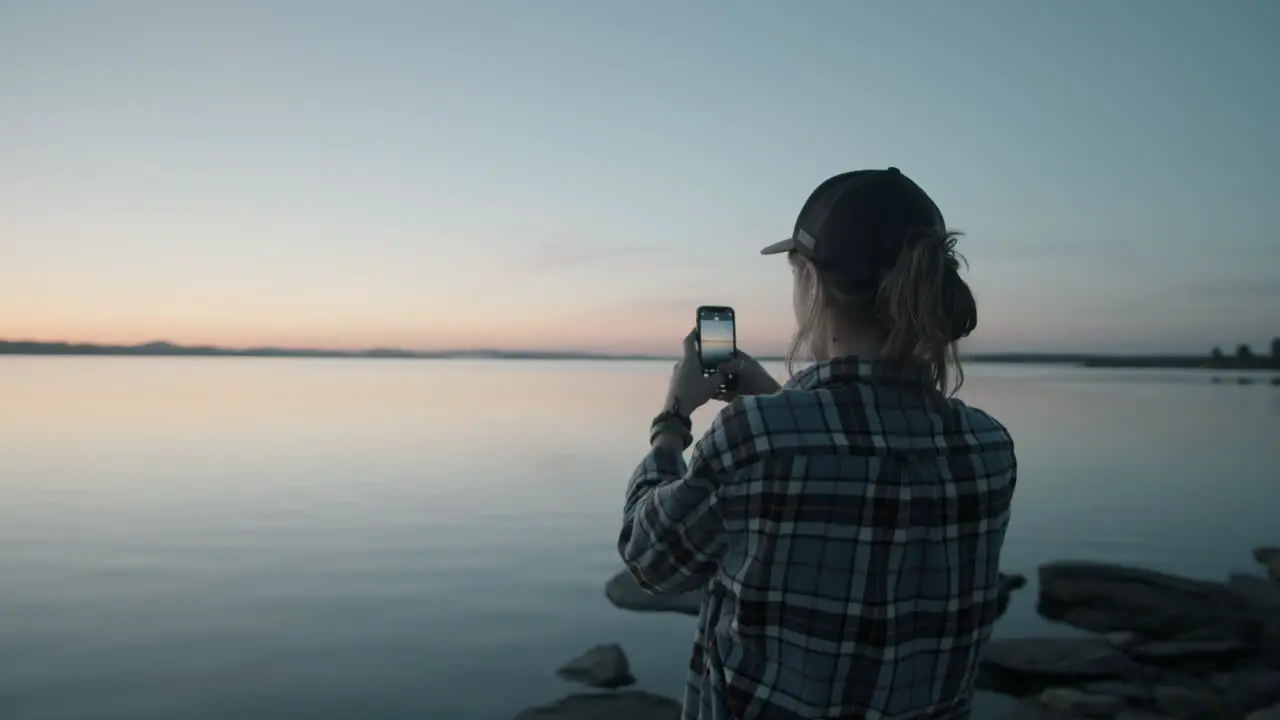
[697,306,737,372]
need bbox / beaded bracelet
[649,410,693,450]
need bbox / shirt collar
[784,355,934,391]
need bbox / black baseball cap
[760,167,946,283]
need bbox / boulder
[999,572,1029,615]
[1124,638,1253,664]
[513,691,681,720]
[1037,562,1257,640]
[984,554,1280,716]
[1004,572,1030,591]
[1004,697,1088,719]
[1253,547,1280,582]
[978,637,1144,696]
[1248,701,1280,720]
[1150,684,1232,719]
[555,644,635,689]
[1038,687,1127,716]
[1211,666,1280,713]
[1227,574,1280,615]
[1080,680,1154,705]
[1103,632,1141,649]
[604,569,701,616]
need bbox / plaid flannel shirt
[618,357,1016,720]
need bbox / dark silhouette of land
[1083,339,1280,371]
[2,338,1278,370]
[0,339,665,361]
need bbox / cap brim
[760,237,795,255]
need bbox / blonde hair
[785,230,977,395]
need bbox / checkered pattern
[619,357,1017,720]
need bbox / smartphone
[696,305,737,393]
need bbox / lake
[2,357,1277,720]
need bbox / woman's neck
[819,326,884,362]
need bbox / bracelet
[650,422,693,450]
[650,411,693,450]
[652,409,692,431]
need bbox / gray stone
[1248,701,1280,720]
[1081,680,1154,704]
[1039,687,1126,717]
[604,569,702,616]
[983,637,1143,679]
[1254,548,1280,564]
[1104,631,1141,649]
[1151,684,1231,720]
[1004,698,1089,719]
[1228,574,1280,614]
[979,637,1145,696]
[1004,572,1030,591]
[1253,547,1280,582]
[555,643,635,689]
[1037,561,1256,640]
[997,572,1030,617]
[1212,666,1280,713]
[513,691,681,720]
[1125,638,1253,663]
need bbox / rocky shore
[514,548,1280,719]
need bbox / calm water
[2,358,1278,720]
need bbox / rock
[604,569,701,616]
[999,572,1030,615]
[1151,684,1231,719]
[1104,632,1142,649]
[556,643,635,689]
[1004,697,1085,719]
[978,637,1144,696]
[1125,638,1254,663]
[1227,574,1280,614]
[513,691,681,720]
[1081,680,1155,705]
[1037,561,1258,640]
[1248,701,1280,720]
[1004,572,1030,591]
[1258,619,1280,666]
[1211,666,1280,713]
[1039,687,1126,716]
[1253,547,1280,582]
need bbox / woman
[618,168,1016,720]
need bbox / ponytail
[875,231,977,394]
[783,230,978,394]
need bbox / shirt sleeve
[617,399,753,595]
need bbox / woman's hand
[663,329,732,418]
[717,351,782,401]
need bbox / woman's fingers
[682,328,699,358]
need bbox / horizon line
[0,337,1238,360]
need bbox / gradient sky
[3,0,1278,355]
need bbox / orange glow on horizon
[0,320,795,355]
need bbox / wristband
[650,411,693,450]
[652,409,691,431]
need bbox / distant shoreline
[3,340,1279,371]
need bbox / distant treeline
[0,340,661,361]
[2,338,1278,370]
[1082,338,1280,370]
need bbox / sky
[2,0,1278,355]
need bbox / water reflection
[1,357,1276,719]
